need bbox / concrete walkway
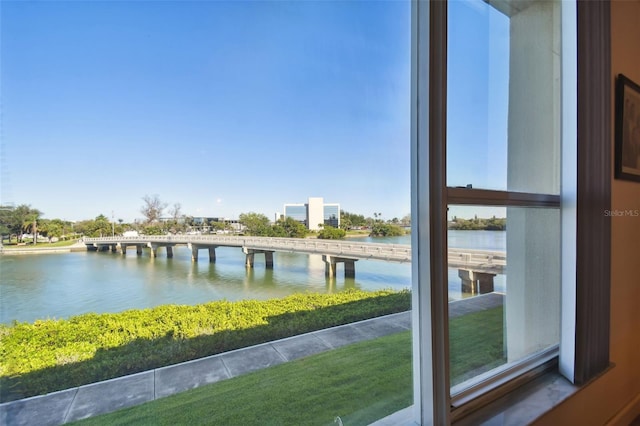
[0,293,504,426]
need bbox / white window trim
[410,0,445,423]
[559,0,578,383]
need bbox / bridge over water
[83,235,505,295]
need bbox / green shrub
[317,226,347,239]
[369,223,406,237]
[0,289,410,402]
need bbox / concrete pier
[322,255,358,278]
[243,248,274,269]
[458,269,496,295]
[117,243,147,257]
[188,244,217,263]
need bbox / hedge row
[0,289,410,402]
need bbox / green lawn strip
[0,290,410,402]
[72,306,504,426]
[73,331,413,426]
[2,239,78,249]
[450,306,505,385]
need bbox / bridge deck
[84,235,505,274]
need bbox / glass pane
[447,0,561,195]
[448,205,560,388]
[447,0,509,191]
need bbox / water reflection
[1,231,507,323]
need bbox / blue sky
[448,0,509,191]
[1,0,507,223]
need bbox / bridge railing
[83,235,413,263]
[448,248,506,273]
[83,235,505,270]
[238,237,412,262]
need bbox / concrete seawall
[0,243,87,255]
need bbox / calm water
[0,232,505,324]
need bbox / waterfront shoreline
[0,290,411,403]
[0,242,86,255]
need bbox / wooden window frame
[409,0,611,423]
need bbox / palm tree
[22,209,42,244]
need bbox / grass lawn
[74,331,412,426]
[2,239,78,248]
[74,307,504,426]
[450,305,505,385]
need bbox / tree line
[0,195,412,244]
[448,216,506,231]
[0,205,75,244]
[339,211,411,231]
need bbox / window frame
[568,0,611,385]
[408,0,611,423]
[410,0,449,423]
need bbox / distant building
[191,217,243,233]
[283,197,340,231]
[159,216,243,234]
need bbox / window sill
[371,369,579,426]
[453,370,578,425]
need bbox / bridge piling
[242,248,274,269]
[322,255,357,278]
[458,269,496,295]
[187,244,217,262]
[188,243,198,262]
[344,260,356,278]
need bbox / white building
[283,197,340,231]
